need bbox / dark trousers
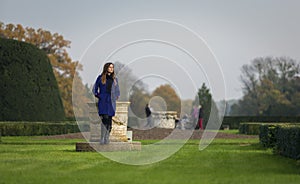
[100,115,112,144]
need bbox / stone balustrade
[152,111,178,129]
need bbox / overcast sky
[1,0,300,101]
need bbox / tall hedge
[0,38,65,121]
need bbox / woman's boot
[104,124,111,144]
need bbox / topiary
[0,38,65,121]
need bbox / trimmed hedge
[239,122,300,136]
[222,116,300,129]
[0,38,65,121]
[259,124,280,148]
[276,125,300,159]
[259,123,300,160]
[239,123,262,135]
[0,121,89,136]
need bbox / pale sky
[1,0,300,101]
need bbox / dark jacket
[198,107,204,119]
[93,74,120,116]
[145,106,151,117]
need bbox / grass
[0,131,300,184]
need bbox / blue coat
[93,75,120,116]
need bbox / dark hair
[101,62,115,84]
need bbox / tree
[231,56,300,116]
[151,84,181,115]
[0,22,88,117]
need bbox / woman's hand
[94,93,100,98]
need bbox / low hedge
[259,124,280,148]
[222,116,300,129]
[275,125,300,159]
[239,122,262,135]
[0,121,89,136]
[239,122,300,135]
[259,123,300,160]
[259,123,300,148]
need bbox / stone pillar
[111,101,130,142]
[88,102,101,142]
[88,101,131,142]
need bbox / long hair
[101,62,116,84]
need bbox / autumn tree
[231,56,300,116]
[0,22,88,117]
[151,84,181,115]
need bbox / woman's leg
[107,116,112,132]
[105,116,112,144]
[101,115,112,144]
[100,115,108,144]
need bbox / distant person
[174,117,180,128]
[179,114,189,130]
[93,62,120,144]
[192,105,199,129]
[198,105,204,130]
[145,104,152,127]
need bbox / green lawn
[0,132,299,184]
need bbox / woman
[93,62,120,144]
